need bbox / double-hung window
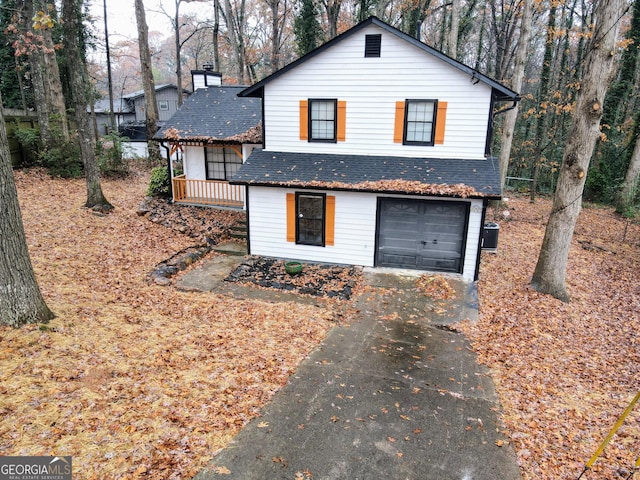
[404,99,437,145]
[309,99,337,142]
[205,146,242,180]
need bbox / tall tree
[265,0,288,73]
[135,0,161,163]
[102,0,116,132]
[293,0,322,56]
[444,0,460,58]
[15,0,69,149]
[530,3,557,203]
[497,0,532,187]
[0,91,54,327]
[61,0,112,210]
[213,0,221,71]
[531,0,626,302]
[617,113,640,211]
[320,0,341,39]
[220,0,249,83]
[165,0,208,105]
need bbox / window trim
[204,146,243,181]
[295,192,326,246]
[308,98,338,143]
[403,99,438,146]
[158,100,169,111]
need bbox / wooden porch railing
[172,175,244,208]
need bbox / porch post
[160,141,173,201]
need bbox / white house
[154,67,262,208]
[232,17,519,281]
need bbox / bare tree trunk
[17,0,69,149]
[213,0,221,71]
[268,0,281,73]
[444,0,460,58]
[103,0,116,132]
[531,0,625,302]
[135,0,161,163]
[39,12,69,142]
[62,0,112,210]
[222,0,247,83]
[617,126,640,211]
[322,0,341,39]
[498,0,533,187]
[0,92,54,327]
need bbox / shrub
[42,137,83,178]
[11,123,41,167]
[147,166,170,197]
[97,132,129,177]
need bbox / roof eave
[238,16,518,101]
[230,179,500,199]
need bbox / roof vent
[365,34,381,57]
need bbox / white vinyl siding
[248,186,483,281]
[183,146,206,180]
[262,24,492,160]
[249,187,377,267]
[182,144,259,181]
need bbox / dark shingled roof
[154,86,262,143]
[232,150,502,198]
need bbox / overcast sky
[88,0,170,41]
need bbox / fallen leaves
[414,274,455,300]
[458,195,640,480]
[2,167,334,479]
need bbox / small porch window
[205,146,242,180]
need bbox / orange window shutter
[337,101,347,142]
[299,100,308,140]
[286,193,296,242]
[435,101,448,145]
[394,101,405,143]
[325,196,335,246]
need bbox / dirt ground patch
[225,256,362,300]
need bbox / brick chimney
[191,64,222,90]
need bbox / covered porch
[172,174,245,208]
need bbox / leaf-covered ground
[1,168,335,479]
[1,169,639,479]
[459,197,640,480]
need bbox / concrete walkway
[184,258,521,480]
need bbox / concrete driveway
[189,264,522,480]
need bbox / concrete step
[212,241,247,256]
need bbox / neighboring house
[232,17,519,281]
[92,84,187,138]
[154,68,262,208]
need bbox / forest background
[0,0,639,214]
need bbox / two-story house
[232,17,519,282]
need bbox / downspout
[244,184,251,255]
[474,198,489,282]
[159,140,173,202]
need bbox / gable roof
[239,16,519,103]
[231,150,501,199]
[122,84,183,100]
[154,86,262,144]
